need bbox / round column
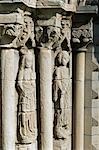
[2,49,16,150]
[74,48,87,150]
[39,47,53,150]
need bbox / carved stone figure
[17,46,36,143]
[53,50,70,139]
[15,10,37,144]
[0,9,35,49]
[16,11,35,48]
[36,25,61,49]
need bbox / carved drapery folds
[35,11,72,149]
[0,9,37,150]
[0,8,37,148]
[53,50,71,139]
[52,19,72,150]
[16,10,37,145]
[36,12,72,149]
[0,0,80,149]
[0,1,98,150]
[17,48,36,144]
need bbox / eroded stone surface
[0,1,97,150]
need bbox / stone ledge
[0,1,76,11]
[37,4,76,12]
[77,5,98,14]
[0,0,36,8]
[0,13,23,24]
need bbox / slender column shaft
[74,48,86,150]
[2,49,16,150]
[39,48,53,150]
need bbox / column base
[16,142,37,150]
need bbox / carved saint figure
[53,51,70,139]
[17,46,36,143]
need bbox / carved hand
[17,81,24,96]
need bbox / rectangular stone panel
[84,135,92,150]
[0,13,24,24]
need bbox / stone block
[85,80,92,107]
[92,134,99,150]
[92,99,99,108]
[0,13,24,24]
[92,72,99,81]
[92,126,99,135]
[92,106,99,124]
[54,136,71,150]
[84,135,92,150]
[84,108,92,135]
[92,80,99,95]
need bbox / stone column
[39,47,53,150]
[74,48,86,150]
[0,9,37,150]
[36,9,74,149]
[1,48,16,150]
[0,10,24,150]
[72,20,93,150]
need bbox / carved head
[19,46,29,55]
[47,26,60,39]
[56,51,69,66]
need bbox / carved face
[47,26,60,42]
[56,51,69,66]
[61,53,69,66]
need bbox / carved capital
[72,20,93,49]
[35,14,71,51]
[0,9,35,49]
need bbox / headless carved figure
[17,47,36,143]
[53,51,70,139]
